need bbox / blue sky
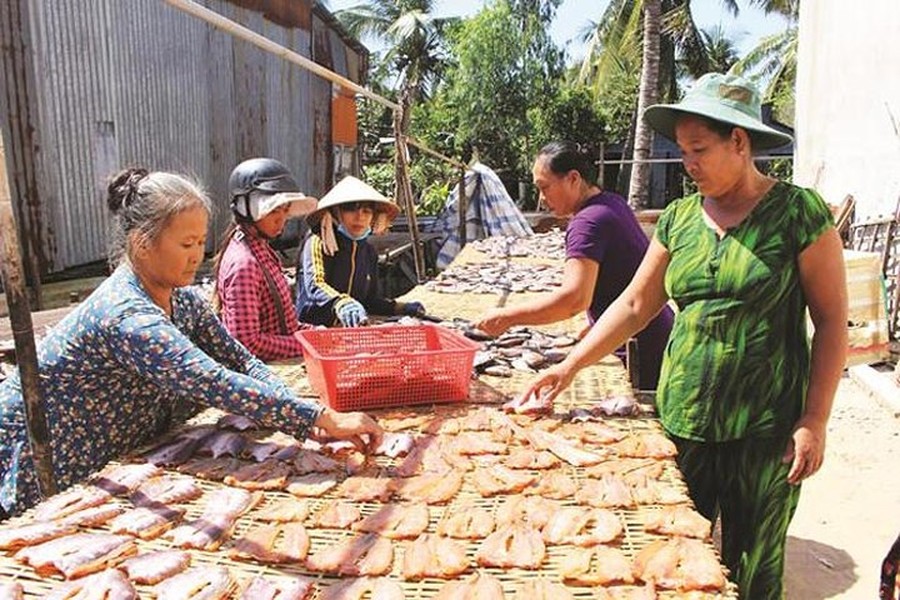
[326,0,791,63]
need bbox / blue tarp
[429,163,533,269]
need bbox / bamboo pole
[457,167,467,250]
[393,103,425,282]
[0,131,56,497]
[162,0,399,111]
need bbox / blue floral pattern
[0,266,322,515]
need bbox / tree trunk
[628,0,661,210]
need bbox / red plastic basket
[296,324,481,412]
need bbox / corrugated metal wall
[0,0,366,273]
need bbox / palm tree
[578,0,740,208]
[334,0,456,106]
[698,24,741,74]
[729,1,799,124]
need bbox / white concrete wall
[794,0,900,219]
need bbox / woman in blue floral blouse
[0,168,381,516]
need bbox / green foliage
[436,0,564,182]
[592,70,639,143]
[529,86,607,155]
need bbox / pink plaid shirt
[216,228,310,361]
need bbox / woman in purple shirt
[475,141,674,388]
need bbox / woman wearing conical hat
[295,176,426,327]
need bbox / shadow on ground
[786,536,858,599]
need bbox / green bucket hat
[643,72,793,150]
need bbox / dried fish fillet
[239,575,315,600]
[476,523,545,569]
[311,500,362,529]
[254,497,309,522]
[0,521,76,551]
[230,522,310,564]
[0,582,23,600]
[33,486,112,521]
[109,504,184,540]
[91,463,163,496]
[117,550,191,584]
[433,572,505,600]
[541,507,623,546]
[392,471,462,505]
[472,466,536,497]
[436,503,495,539]
[43,568,136,600]
[320,577,404,600]
[513,578,574,600]
[353,503,429,540]
[15,532,136,579]
[152,566,233,600]
[401,533,469,580]
[495,495,559,529]
[285,472,340,497]
[560,546,634,585]
[337,476,394,503]
[305,533,393,576]
[223,458,291,490]
[633,538,726,591]
[131,476,202,506]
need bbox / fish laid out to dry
[472,466,536,497]
[469,231,566,261]
[402,533,470,580]
[496,496,559,531]
[596,583,658,600]
[166,488,260,551]
[476,523,545,569]
[15,532,136,579]
[217,413,257,431]
[319,577,405,600]
[43,568,136,600]
[378,412,435,432]
[244,431,302,462]
[633,537,726,591]
[575,475,636,509]
[584,458,665,480]
[0,521,77,551]
[504,448,560,470]
[449,432,508,456]
[142,426,215,466]
[557,421,626,445]
[627,475,690,506]
[117,550,191,584]
[305,533,393,577]
[502,388,554,414]
[392,471,463,505]
[230,522,310,564]
[91,463,163,496]
[196,430,245,459]
[560,546,635,585]
[109,504,185,540]
[177,456,243,481]
[131,475,203,506]
[223,458,291,490]
[513,578,575,600]
[311,501,362,529]
[433,572,505,600]
[424,263,563,295]
[541,507,623,546]
[0,582,23,600]
[285,473,340,498]
[374,432,416,458]
[153,566,233,600]
[352,503,430,539]
[393,436,470,477]
[254,497,309,522]
[526,428,611,467]
[524,471,578,500]
[58,504,124,528]
[33,486,112,522]
[240,575,315,600]
[436,503,495,539]
[337,476,394,503]
[291,450,341,474]
[611,433,678,459]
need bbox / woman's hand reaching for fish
[473,309,512,338]
[512,363,577,414]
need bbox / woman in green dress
[522,73,848,599]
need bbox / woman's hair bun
[107,167,149,213]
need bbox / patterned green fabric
[655,182,833,441]
[673,434,801,600]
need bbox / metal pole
[0,131,56,497]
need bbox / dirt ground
[783,374,900,599]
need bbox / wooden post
[393,101,425,282]
[457,167,468,250]
[0,131,56,497]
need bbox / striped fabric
[430,163,533,269]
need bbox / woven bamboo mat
[0,243,737,598]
